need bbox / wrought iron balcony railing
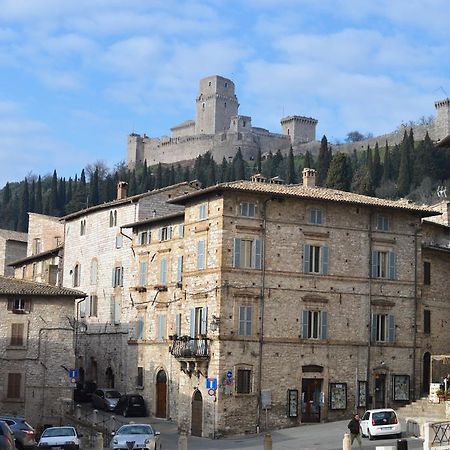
[169,335,210,359]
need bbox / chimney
[302,168,316,188]
[117,181,128,200]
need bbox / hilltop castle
[127,75,450,168]
[127,75,318,168]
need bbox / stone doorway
[156,370,167,418]
[374,373,386,408]
[301,378,322,422]
[191,389,203,437]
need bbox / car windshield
[117,425,153,435]
[105,391,121,399]
[42,428,76,437]
[129,396,144,404]
[372,411,397,425]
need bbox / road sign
[71,378,76,384]
[208,388,216,397]
[69,368,78,379]
[226,370,233,379]
[206,377,217,390]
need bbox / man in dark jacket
[347,414,362,448]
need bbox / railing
[169,336,210,359]
[431,422,450,446]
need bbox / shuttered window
[159,258,167,285]
[139,261,147,286]
[157,314,166,340]
[424,309,431,334]
[303,244,329,274]
[301,310,328,340]
[236,369,252,394]
[10,323,24,346]
[89,295,98,317]
[238,306,252,336]
[110,295,121,325]
[7,373,21,399]
[136,367,144,388]
[371,314,395,343]
[233,238,261,269]
[371,251,396,279]
[175,313,182,336]
[197,240,206,270]
[176,256,183,283]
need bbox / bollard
[342,432,351,450]
[92,409,98,426]
[178,431,188,450]
[75,404,82,420]
[263,433,272,450]
[94,432,103,450]
[397,439,408,450]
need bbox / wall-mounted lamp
[210,315,221,332]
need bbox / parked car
[73,381,97,403]
[110,424,160,450]
[37,426,81,450]
[360,408,402,440]
[91,389,121,411]
[114,394,147,417]
[0,421,15,450]
[0,417,36,450]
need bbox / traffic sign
[69,368,78,379]
[208,388,216,397]
[206,377,217,390]
[226,370,233,379]
[71,378,76,384]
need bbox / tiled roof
[122,211,184,229]
[0,276,85,298]
[9,245,63,267]
[0,228,27,242]
[169,180,441,217]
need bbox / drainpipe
[412,224,419,400]
[367,211,373,407]
[256,197,272,433]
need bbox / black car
[114,395,147,417]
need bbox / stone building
[61,182,199,392]
[0,229,27,277]
[127,75,318,168]
[11,213,64,285]
[117,169,445,437]
[0,276,85,426]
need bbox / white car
[38,426,81,450]
[360,408,402,440]
[110,424,160,450]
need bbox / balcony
[169,335,210,377]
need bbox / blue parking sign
[69,368,78,379]
[206,377,217,390]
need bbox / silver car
[91,389,121,411]
[110,424,160,450]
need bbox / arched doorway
[155,370,167,418]
[105,367,115,388]
[191,389,203,437]
[423,352,431,395]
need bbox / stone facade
[0,276,84,426]
[0,229,27,277]
[127,75,317,167]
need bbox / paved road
[80,405,423,450]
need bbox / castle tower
[195,76,239,135]
[280,115,318,145]
[434,98,450,140]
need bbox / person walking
[347,413,362,448]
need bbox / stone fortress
[127,75,450,168]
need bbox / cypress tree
[169,165,176,186]
[366,145,375,195]
[286,147,296,184]
[381,141,392,183]
[17,179,30,232]
[397,131,412,196]
[233,149,245,180]
[89,169,99,206]
[49,170,59,215]
[303,151,313,170]
[373,142,382,187]
[317,135,330,186]
[219,157,228,183]
[36,176,43,213]
[326,153,352,191]
[155,163,163,189]
[29,179,36,213]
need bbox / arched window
[90,259,98,285]
[73,263,81,287]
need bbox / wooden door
[156,370,167,418]
[423,352,431,395]
[191,390,203,437]
[301,378,321,422]
[375,374,386,408]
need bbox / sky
[1,0,450,186]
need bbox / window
[158,226,172,241]
[157,314,166,340]
[139,261,147,286]
[80,299,86,318]
[175,313,182,336]
[236,368,252,394]
[309,208,324,225]
[301,310,328,339]
[178,224,184,238]
[371,314,395,343]
[90,259,98,285]
[424,309,431,334]
[136,367,144,388]
[33,238,41,255]
[199,204,207,220]
[190,307,208,337]
[7,298,30,313]
[10,323,24,346]
[233,238,261,269]
[109,210,117,227]
[7,373,21,399]
[197,240,206,270]
[55,236,62,246]
[136,316,144,340]
[303,244,329,274]
[176,256,183,283]
[371,251,396,279]
[115,235,123,249]
[424,261,431,285]
[89,295,98,317]
[159,257,168,285]
[238,306,252,336]
[73,264,81,287]
[80,219,86,236]
[240,202,256,217]
[138,230,150,245]
[111,295,121,325]
[112,266,124,287]
[377,215,390,231]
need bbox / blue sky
[1,0,450,186]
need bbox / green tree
[373,142,382,187]
[381,141,392,183]
[233,149,245,180]
[317,135,331,186]
[397,131,412,196]
[326,153,352,191]
[286,147,296,184]
[255,149,262,173]
[17,179,30,231]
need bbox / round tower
[195,76,239,135]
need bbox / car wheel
[368,430,374,441]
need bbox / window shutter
[137,318,144,339]
[114,297,121,324]
[254,239,262,269]
[197,240,205,270]
[158,315,166,340]
[168,226,172,239]
[139,261,147,286]
[7,299,14,310]
[388,314,395,342]
[112,268,116,287]
[301,310,309,338]
[120,267,124,286]
[175,313,181,336]
[80,299,86,318]
[160,258,167,284]
[190,308,196,337]
[24,299,31,313]
[86,297,91,317]
[320,311,328,339]
[201,306,208,334]
[371,314,377,342]
[233,238,241,268]
[321,246,329,274]
[303,244,311,272]
[177,256,183,282]
[158,227,162,241]
[371,251,378,278]
[389,252,396,280]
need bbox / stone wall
[0,230,27,276]
[27,213,64,255]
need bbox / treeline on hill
[1,129,450,233]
